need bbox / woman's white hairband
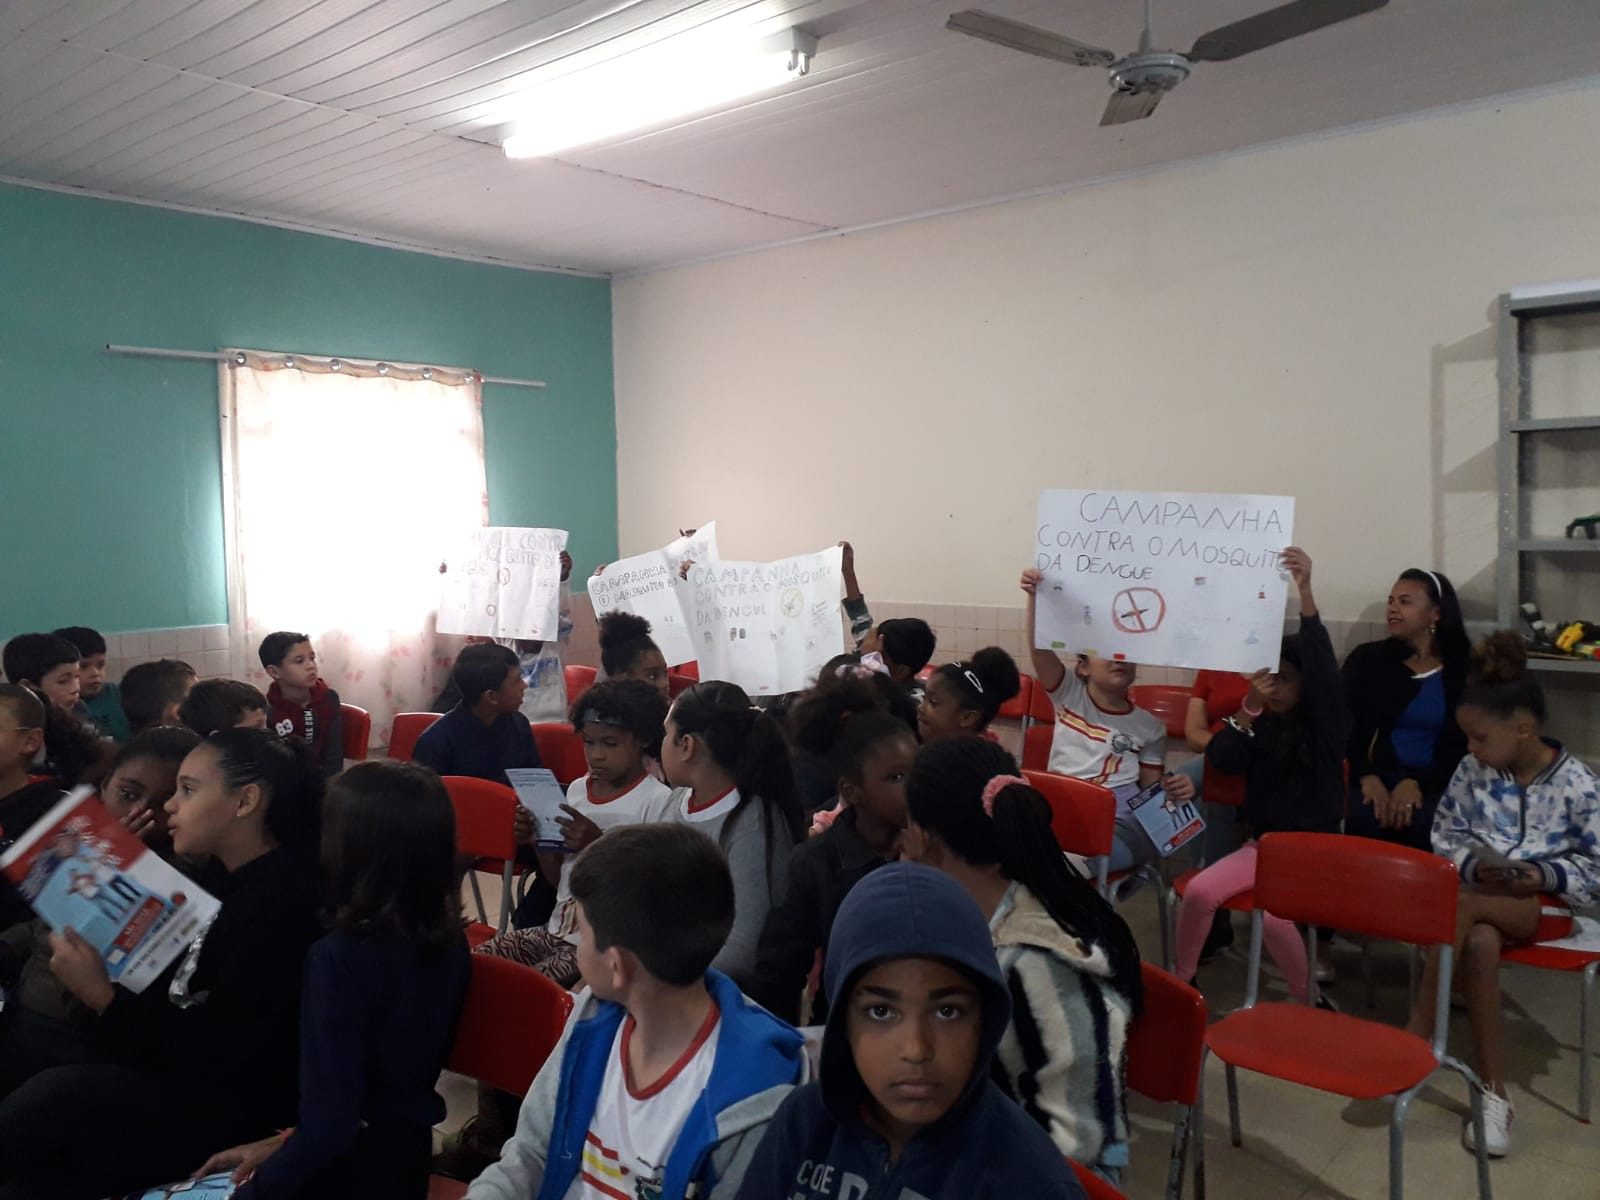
[1424,570,1443,597]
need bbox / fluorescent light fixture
[502,26,817,158]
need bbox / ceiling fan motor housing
[1108,52,1191,93]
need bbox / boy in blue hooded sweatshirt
[738,862,1086,1200]
[467,822,807,1200]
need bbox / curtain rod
[103,344,546,389]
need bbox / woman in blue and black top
[1342,567,1470,851]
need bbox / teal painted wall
[0,183,616,634]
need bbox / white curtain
[220,355,488,750]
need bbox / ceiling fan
[947,0,1389,126]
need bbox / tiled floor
[443,872,1600,1199]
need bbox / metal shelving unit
[1496,288,1600,676]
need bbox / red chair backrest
[996,674,1033,723]
[564,664,597,702]
[340,703,371,761]
[1022,725,1053,772]
[388,712,440,762]
[1202,758,1245,808]
[1255,832,1459,945]
[667,673,698,699]
[530,723,585,787]
[1069,1161,1128,1200]
[1028,675,1058,723]
[670,661,700,682]
[1129,684,1192,741]
[1022,769,1115,858]
[447,954,573,1096]
[442,775,519,862]
[1126,962,1206,1105]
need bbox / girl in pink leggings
[1173,548,1347,999]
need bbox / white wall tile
[996,606,1022,633]
[201,648,233,678]
[119,632,149,657]
[146,629,177,655]
[203,624,230,651]
[176,626,206,653]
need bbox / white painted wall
[612,82,1600,630]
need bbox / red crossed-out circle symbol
[1112,588,1166,634]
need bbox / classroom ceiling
[3,0,1599,276]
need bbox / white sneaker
[1462,1089,1513,1158]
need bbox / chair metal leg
[1466,1082,1493,1200]
[1225,1063,1242,1147]
[1582,961,1597,1123]
[468,870,487,925]
[1165,1101,1192,1200]
[1389,1086,1417,1200]
[497,862,515,936]
[1193,1054,1208,1200]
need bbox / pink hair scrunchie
[981,774,1027,817]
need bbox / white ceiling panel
[4,0,1600,274]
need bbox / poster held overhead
[586,522,719,667]
[1033,490,1295,674]
[687,546,846,695]
[439,527,569,641]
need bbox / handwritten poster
[587,523,719,667]
[1033,490,1295,673]
[687,546,846,695]
[438,526,569,641]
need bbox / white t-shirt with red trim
[565,1002,722,1200]
[1046,673,1167,804]
[547,774,675,942]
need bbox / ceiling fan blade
[1188,0,1387,63]
[1099,87,1164,126]
[946,10,1116,68]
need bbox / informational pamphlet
[504,767,568,848]
[1127,780,1206,858]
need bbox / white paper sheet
[438,527,569,641]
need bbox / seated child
[180,679,270,736]
[750,675,918,1024]
[1174,549,1344,1002]
[915,647,1021,743]
[198,761,470,1199]
[598,612,672,701]
[0,685,67,931]
[1409,631,1600,1158]
[0,729,323,1198]
[1,634,82,717]
[1020,567,1196,872]
[0,726,200,1098]
[260,631,343,776]
[414,643,541,782]
[661,682,805,990]
[468,823,807,1200]
[120,658,198,734]
[482,679,673,986]
[838,541,937,695]
[903,739,1143,1180]
[53,627,130,742]
[737,862,1086,1200]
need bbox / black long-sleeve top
[238,930,471,1199]
[1341,636,1467,799]
[1207,613,1348,836]
[97,845,322,1143]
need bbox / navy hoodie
[737,863,1085,1200]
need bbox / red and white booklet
[0,786,219,993]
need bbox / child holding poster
[1172,548,1345,1000]
[598,612,672,701]
[1020,569,1196,874]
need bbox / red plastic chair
[428,954,574,1200]
[1197,833,1491,1200]
[1128,963,1207,1200]
[667,672,698,699]
[1130,684,1192,743]
[997,673,1034,723]
[530,722,586,787]
[1023,769,1170,970]
[442,775,523,937]
[339,703,371,762]
[1028,675,1058,724]
[1069,1160,1128,1199]
[387,711,439,762]
[1022,724,1053,771]
[1500,936,1599,1122]
[670,660,700,681]
[564,663,597,701]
